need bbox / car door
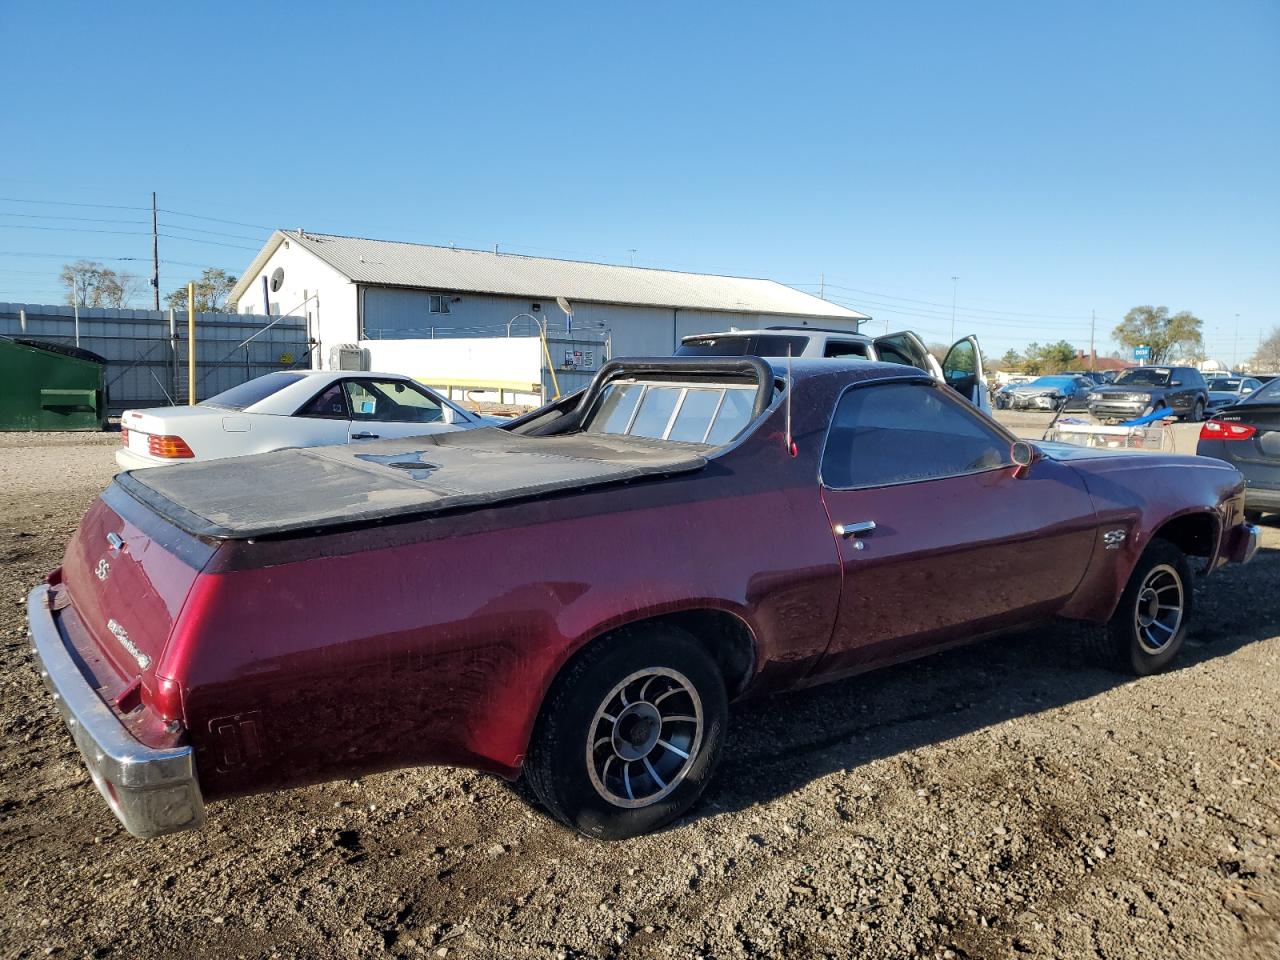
[940,335,991,413]
[291,380,358,447]
[872,331,943,379]
[343,378,468,441]
[813,380,1096,678]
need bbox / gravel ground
[1,430,1277,960]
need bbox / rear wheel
[524,624,728,840]
[1187,399,1205,422]
[1091,540,1193,675]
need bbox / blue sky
[2,1,1276,361]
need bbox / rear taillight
[1200,420,1257,441]
[120,427,129,446]
[147,434,195,458]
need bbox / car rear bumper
[1009,395,1061,409]
[1245,485,1280,512]
[114,447,161,470]
[26,584,204,838]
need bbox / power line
[0,211,151,226]
[0,196,150,212]
[158,233,259,251]
[0,224,152,237]
[158,207,276,232]
[155,221,268,242]
[793,279,1101,322]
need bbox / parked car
[676,327,991,413]
[1197,376,1280,520]
[1002,374,1095,411]
[116,370,493,469]
[1086,366,1209,422]
[1204,375,1262,413]
[28,357,1257,841]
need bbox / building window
[429,294,451,314]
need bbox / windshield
[1242,378,1280,405]
[201,372,307,410]
[1114,368,1170,387]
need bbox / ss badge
[1103,529,1127,550]
[95,558,110,581]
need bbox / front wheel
[524,624,728,840]
[1094,540,1194,675]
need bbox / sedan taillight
[147,434,195,458]
[1200,420,1257,441]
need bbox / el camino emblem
[106,618,151,670]
[94,559,110,581]
[1103,529,1127,550]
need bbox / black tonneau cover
[115,427,707,540]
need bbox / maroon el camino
[28,357,1259,840]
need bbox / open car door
[872,331,991,414]
[941,335,991,414]
[872,330,943,380]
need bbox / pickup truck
[28,357,1259,841]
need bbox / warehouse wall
[357,286,861,358]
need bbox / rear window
[201,372,306,410]
[1242,379,1280,405]
[584,381,757,444]
[677,334,809,358]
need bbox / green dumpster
[0,337,107,431]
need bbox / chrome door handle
[834,520,876,538]
[351,431,380,440]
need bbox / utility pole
[819,273,825,300]
[949,276,959,341]
[1090,309,1096,371]
[1234,313,1240,371]
[628,249,637,267]
[151,191,160,311]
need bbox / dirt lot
[1,430,1277,960]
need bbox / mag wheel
[1095,539,1193,675]
[525,624,728,840]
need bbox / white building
[228,231,868,397]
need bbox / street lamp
[949,276,959,341]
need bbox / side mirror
[1011,440,1041,478]
[1243,387,1254,394]
[1170,379,1182,386]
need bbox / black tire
[524,624,728,840]
[1188,399,1204,422]
[1089,539,1194,675]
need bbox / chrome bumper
[1227,523,1261,566]
[26,585,204,838]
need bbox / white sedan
[116,370,494,469]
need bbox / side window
[823,340,870,359]
[296,382,349,419]
[345,379,445,423]
[821,382,1011,489]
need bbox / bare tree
[1250,326,1280,373]
[58,261,140,308]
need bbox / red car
[28,357,1259,840]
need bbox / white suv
[677,327,991,413]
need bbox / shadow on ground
[689,540,1280,822]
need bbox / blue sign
[1134,344,1151,361]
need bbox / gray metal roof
[230,231,867,321]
